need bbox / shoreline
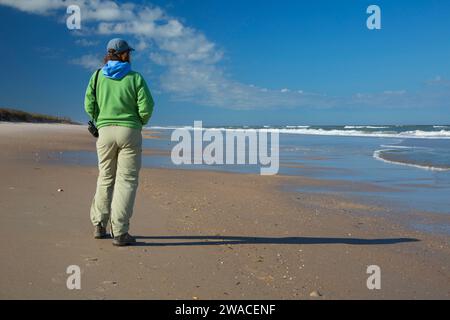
[1,122,449,299]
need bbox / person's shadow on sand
[132,235,419,246]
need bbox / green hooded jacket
[84,66,154,130]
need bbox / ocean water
[277,134,450,213]
[374,139,450,171]
[146,125,450,224]
[149,124,450,173]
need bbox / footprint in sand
[55,240,71,248]
[78,254,100,267]
[95,280,118,293]
[84,257,99,267]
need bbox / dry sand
[0,122,449,299]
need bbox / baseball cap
[106,38,135,54]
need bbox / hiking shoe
[112,233,136,246]
[94,224,107,239]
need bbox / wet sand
[0,122,449,299]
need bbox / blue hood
[102,61,131,80]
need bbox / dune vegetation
[0,108,79,124]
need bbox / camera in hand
[88,120,99,138]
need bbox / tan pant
[90,125,142,237]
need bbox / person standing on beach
[84,39,154,246]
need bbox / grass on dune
[0,108,79,124]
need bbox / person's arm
[84,72,99,121]
[136,74,154,125]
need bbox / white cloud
[383,90,406,95]
[0,0,135,20]
[426,75,450,87]
[70,54,103,70]
[75,38,99,47]
[0,0,65,14]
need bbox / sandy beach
[0,122,449,299]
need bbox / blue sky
[0,0,449,125]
